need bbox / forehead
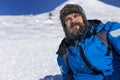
[66,13,81,17]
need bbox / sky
[0,0,66,15]
[100,0,120,8]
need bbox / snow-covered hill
[0,0,120,80]
[52,0,120,21]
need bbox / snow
[0,0,120,80]
[0,15,63,80]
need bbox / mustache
[70,22,83,28]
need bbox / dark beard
[65,22,86,40]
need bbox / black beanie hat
[60,4,89,28]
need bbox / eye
[65,17,71,23]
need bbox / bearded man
[56,4,120,80]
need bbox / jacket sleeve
[57,55,73,80]
[104,22,120,54]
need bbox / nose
[71,17,77,23]
[71,17,77,24]
[70,19,78,28]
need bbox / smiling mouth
[71,25,80,30]
[70,22,81,29]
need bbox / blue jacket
[57,21,120,80]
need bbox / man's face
[64,13,86,39]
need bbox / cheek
[65,21,71,28]
[77,17,84,23]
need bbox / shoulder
[88,19,104,33]
[105,22,120,54]
[88,19,102,28]
[104,21,120,32]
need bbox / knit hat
[60,4,89,29]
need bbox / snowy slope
[0,15,63,80]
[0,0,120,80]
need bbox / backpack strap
[96,30,112,56]
[63,51,74,80]
[89,19,112,56]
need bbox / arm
[57,56,73,80]
[104,22,120,54]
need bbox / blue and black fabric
[56,20,120,80]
